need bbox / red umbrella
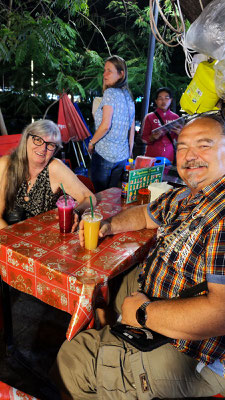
[0,134,22,156]
[57,93,90,143]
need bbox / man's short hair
[186,111,225,135]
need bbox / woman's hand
[71,212,80,233]
[151,131,162,141]
[88,142,95,154]
[78,219,85,247]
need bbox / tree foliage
[80,1,190,106]
[0,0,88,116]
[0,0,190,124]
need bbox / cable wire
[149,0,185,48]
[199,0,204,11]
[149,0,206,77]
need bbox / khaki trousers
[54,266,225,399]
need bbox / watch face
[137,307,146,327]
[136,301,150,327]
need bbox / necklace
[25,178,35,201]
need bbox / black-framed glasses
[28,134,59,152]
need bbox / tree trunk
[8,0,13,28]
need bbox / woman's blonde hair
[5,119,62,210]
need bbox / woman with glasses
[0,119,96,229]
[141,87,180,164]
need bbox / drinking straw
[60,183,67,206]
[90,196,94,218]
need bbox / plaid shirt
[143,175,225,367]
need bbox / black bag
[110,281,208,352]
[111,323,172,352]
[4,205,26,225]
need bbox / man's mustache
[181,162,208,169]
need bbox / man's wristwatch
[136,301,151,328]
[89,140,95,147]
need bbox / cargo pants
[54,266,225,399]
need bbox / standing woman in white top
[88,55,135,192]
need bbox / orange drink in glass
[82,210,103,250]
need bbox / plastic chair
[154,156,172,166]
[77,174,96,193]
[0,381,40,399]
[0,134,22,156]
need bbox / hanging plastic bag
[214,60,225,100]
[180,60,220,114]
[185,0,225,61]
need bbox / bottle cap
[138,188,150,195]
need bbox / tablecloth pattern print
[0,188,156,340]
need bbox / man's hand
[121,291,150,327]
[99,221,112,237]
[79,219,112,247]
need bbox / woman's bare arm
[49,159,96,213]
[0,156,9,229]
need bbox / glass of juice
[56,195,75,234]
[82,209,103,250]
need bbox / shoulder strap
[141,184,225,295]
[154,111,165,127]
[179,280,208,298]
[200,187,225,234]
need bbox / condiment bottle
[136,188,151,205]
[121,165,131,199]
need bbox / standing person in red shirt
[142,87,179,164]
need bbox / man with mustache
[54,114,225,399]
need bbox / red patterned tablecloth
[0,381,39,399]
[0,188,156,340]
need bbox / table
[0,188,156,341]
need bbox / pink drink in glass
[56,195,75,234]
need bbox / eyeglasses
[28,134,58,151]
